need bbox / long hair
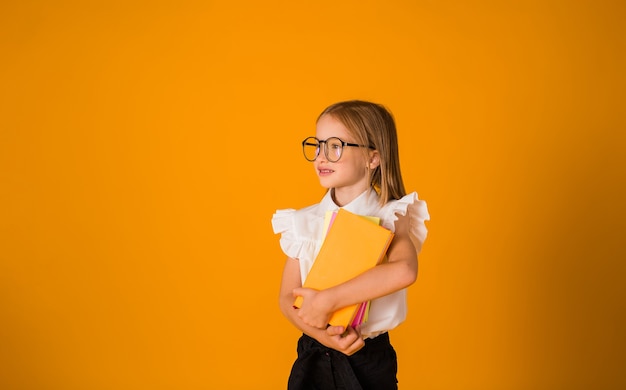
[318,100,406,205]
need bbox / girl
[272,100,429,390]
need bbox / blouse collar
[319,188,381,216]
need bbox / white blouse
[272,188,429,338]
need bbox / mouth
[318,168,334,176]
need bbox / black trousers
[287,332,398,390]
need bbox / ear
[367,150,380,170]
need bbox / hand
[324,325,365,356]
[292,287,333,329]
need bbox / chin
[317,178,335,189]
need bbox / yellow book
[324,211,378,327]
[322,211,380,239]
[293,208,394,328]
[322,211,378,327]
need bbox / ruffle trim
[382,192,430,254]
[272,191,430,258]
[271,209,314,261]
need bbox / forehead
[315,114,352,140]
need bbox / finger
[347,339,365,356]
[342,326,358,339]
[326,325,345,336]
[338,336,364,356]
[337,330,358,347]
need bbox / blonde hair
[318,100,406,205]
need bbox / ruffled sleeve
[381,192,430,254]
[271,209,299,258]
[272,207,323,282]
[271,208,318,261]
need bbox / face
[313,114,378,204]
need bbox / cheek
[345,161,368,177]
[352,157,369,171]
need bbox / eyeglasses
[302,136,374,162]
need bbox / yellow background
[1,1,624,389]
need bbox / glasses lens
[303,137,320,161]
[326,137,343,162]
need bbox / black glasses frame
[301,136,374,162]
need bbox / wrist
[316,289,337,313]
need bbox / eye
[328,140,342,150]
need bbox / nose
[315,142,329,162]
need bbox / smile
[318,169,334,176]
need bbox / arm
[293,212,418,329]
[279,256,365,355]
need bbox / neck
[331,187,370,207]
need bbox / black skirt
[287,332,398,390]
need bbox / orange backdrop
[1,1,624,389]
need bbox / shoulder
[380,192,429,219]
[380,192,430,254]
[271,202,324,234]
[271,202,326,261]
